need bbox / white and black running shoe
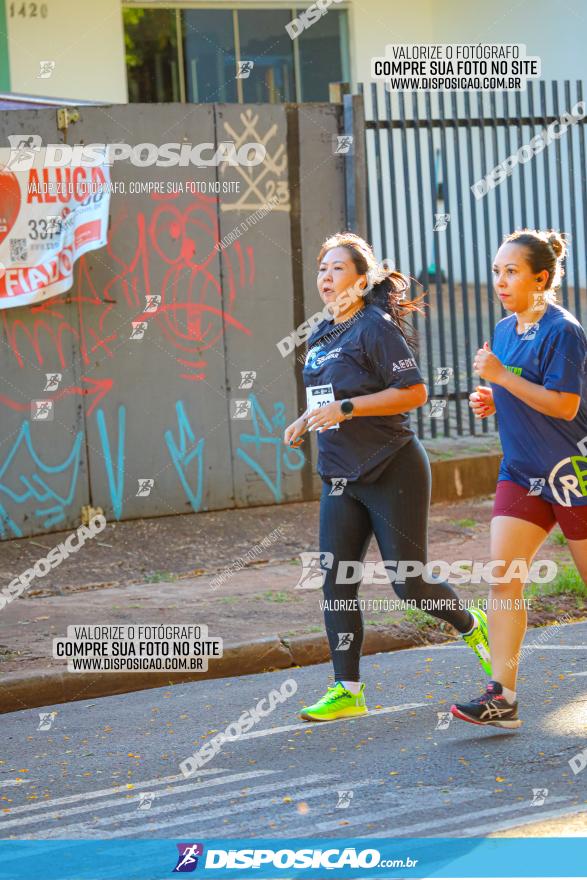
[450,680,522,729]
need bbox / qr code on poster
[10,238,28,262]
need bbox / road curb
[2,606,585,714]
[0,627,449,715]
[430,453,501,503]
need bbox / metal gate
[343,80,587,439]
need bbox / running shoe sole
[300,707,368,722]
[450,705,522,729]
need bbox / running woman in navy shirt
[283,232,492,722]
[451,229,587,729]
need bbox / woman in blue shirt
[283,231,492,722]
[451,229,587,729]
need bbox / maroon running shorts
[493,479,587,540]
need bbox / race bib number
[306,383,339,431]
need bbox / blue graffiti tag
[0,422,83,538]
[236,394,305,501]
[96,406,126,521]
[164,401,205,512]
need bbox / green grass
[550,529,568,546]
[364,614,397,626]
[527,564,587,599]
[404,607,437,629]
[296,625,324,635]
[145,571,179,583]
[453,518,477,528]
[257,590,295,602]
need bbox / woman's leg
[299,481,374,721]
[451,482,554,727]
[318,479,373,682]
[487,516,549,691]
[555,505,587,583]
[360,437,474,633]
[567,538,587,583]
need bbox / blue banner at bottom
[0,837,585,879]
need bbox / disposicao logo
[173,843,204,872]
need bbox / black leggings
[319,435,473,680]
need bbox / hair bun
[547,231,567,260]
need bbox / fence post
[329,81,350,103]
[286,103,315,502]
[342,92,368,238]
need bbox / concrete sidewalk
[0,474,582,711]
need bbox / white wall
[348,0,584,86]
[120,0,585,94]
[344,0,586,291]
[7,0,582,104]
[7,0,127,102]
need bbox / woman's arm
[305,384,428,432]
[498,371,580,420]
[349,383,428,417]
[474,343,580,421]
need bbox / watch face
[341,400,353,414]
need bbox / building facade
[0,0,583,105]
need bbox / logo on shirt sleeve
[392,357,417,372]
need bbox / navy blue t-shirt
[491,303,587,506]
[302,303,424,482]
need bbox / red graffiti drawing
[104,191,253,381]
[1,191,255,408]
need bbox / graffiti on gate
[0,422,84,538]
[236,393,305,501]
[220,108,290,214]
[0,392,300,535]
[0,182,302,537]
[0,190,253,396]
[164,401,206,513]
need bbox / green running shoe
[300,681,367,722]
[462,607,492,677]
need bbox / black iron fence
[343,80,587,439]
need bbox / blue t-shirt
[491,303,587,506]
[302,303,424,482]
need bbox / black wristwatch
[340,399,354,419]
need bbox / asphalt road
[1,621,587,841]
